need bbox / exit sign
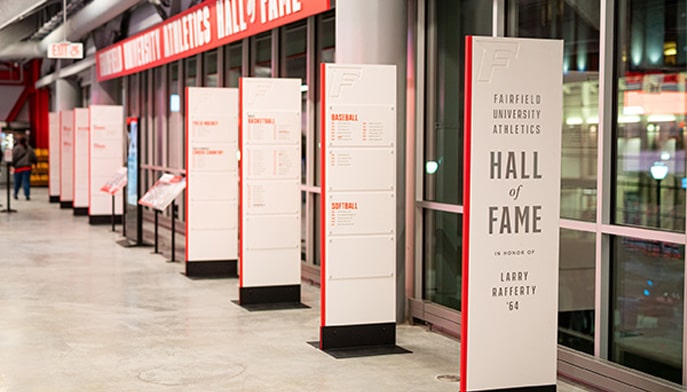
[48,42,83,59]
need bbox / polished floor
[0,188,596,391]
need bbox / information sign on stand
[100,167,128,195]
[73,108,89,215]
[239,77,302,306]
[48,112,60,203]
[185,87,239,277]
[88,105,124,225]
[320,64,398,351]
[139,174,186,211]
[59,110,74,209]
[461,36,562,392]
[139,174,186,263]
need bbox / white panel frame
[73,108,90,209]
[60,110,74,203]
[185,87,239,263]
[240,77,302,288]
[321,63,398,327]
[89,105,124,216]
[48,112,60,197]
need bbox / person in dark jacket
[12,136,37,200]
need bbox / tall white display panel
[461,36,562,392]
[320,64,397,350]
[48,112,60,203]
[72,108,89,215]
[88,105,124,225]
[59,110,74,208]
[239,78,301,305]
[185,87,239,277]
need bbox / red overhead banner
[96,0,331,82]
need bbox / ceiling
[0,0,92,43]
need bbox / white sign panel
[48,112,60,198]
[60,110,74,205]
[186,87,239,263]
[73,108,89,210]
[462,36,562,392]
[48,42,84,59]
[321,64,397,331]
[89,105,124,217]
[240,78,301,289]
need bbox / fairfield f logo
[476,40,520,82]
[329,67,362,97]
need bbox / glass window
[225,42,242,88]
[282,21,307,183]
[204,50,218,87]
[611,236,684,384]
[423,209,461,309]
[253,32,272,77]
[424,0,491,205]
[315,11,335,187]
[185,56,197,88]
[507,0,600,221]
[421,0,491,310]
[558,229,595,354]
[614,0,686,232]
[169,61,183,170]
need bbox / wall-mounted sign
[96,0,331,82]
[48,42,83,59]
[461,36,562,392]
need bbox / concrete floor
[0,188,596,391]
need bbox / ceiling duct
[0,0,143,60]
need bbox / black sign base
[89,214,122,225]
[73,207,88,216]
[49,196,59,203]
[185,260,237,278]
[307,340,411,359]
[239,284,300,306]
[470,386,556,392]
[320,322,396,350]
[60,201,73,209]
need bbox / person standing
[12,136,37,200]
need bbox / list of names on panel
[90,106,124,215]
[244,111,301,218]
[186,87,239,262]
[61,112,74,201]
[326,104,396,280]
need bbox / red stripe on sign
[185,87,190,264]
[238,78,244,288]
[319,62,327,338]
[460,35,473,392]
[59,112,63,201]
[72,109,77,207]
[88,109,91,215]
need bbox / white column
[90,66,119,105]
[53,78,79,111]
[336,1,408,322]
